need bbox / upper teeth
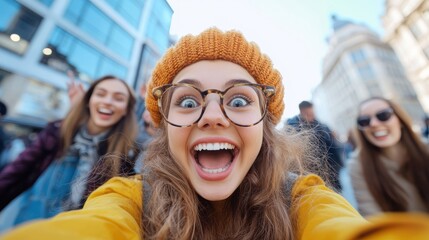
[99,107,113,114]
[194,143,235,151]
[373,130,388,137]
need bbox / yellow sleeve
[362,213,429,240]
[292,174,429,240]
[292,174,368,240]
[0,176,143,240]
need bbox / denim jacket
[0,154,79,231]
[0,121,138,232]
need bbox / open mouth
[97,107,114,116]
[192,142,237,174]
[372,130,388,138]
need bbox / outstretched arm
[292,174,429,240]
[0,122,60,210]
[1,176,143,240]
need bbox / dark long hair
[355,97,429,212]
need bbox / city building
[0,0,173,128]
[313,16,425,139]
[383,0,429,115]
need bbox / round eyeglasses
[152,82,275,127]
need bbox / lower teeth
[201,163,231,174]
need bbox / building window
[423,45,429,60]
[38,0,54,7]
[146,0,172,53]
[393,63,407,78]
[350,49,366,63]
[40,27,127,82]
[423,9,429,25]
[0,0,43,55]
[64,0,134,60]
[136,43,161,88]
[0,68,12,85]
[358,64,375,80]
[376,47,397,62]
[368,84,381,96]
[409,19,428,40]
[104,0,145,28]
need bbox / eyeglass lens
[357,108,393,128]
[159,85,267,127]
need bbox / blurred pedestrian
[422,115,429,140]
[349,97,429,216]
[286,100,343,191]
[134,108,157,173]
[135,82,154,146]
[3,27,429,240]
[344,129,357,161]
[0,101,9,167]
[0,75,140,230]
[66,74,154,174]
[135,83,147,122]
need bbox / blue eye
[228,96,251,108]
[179,98,199,108]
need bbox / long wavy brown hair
[59,75,138,180]
[355,97,429,212]
[142,113,318,239]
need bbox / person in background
[142,108,156,137]
[344,129,357,161]
[66,74,154,174]
[422,115,429,140]
[349,97,429,217]
[134,83,155,147]
[133,108,157,173]
[0,75,140,231]
[135,83,148,123]
[0,101,10,168]
[2,28,429,240]
[286,100,343,191]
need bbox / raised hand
[66,70,85,108]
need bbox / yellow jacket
[2,174,429,240]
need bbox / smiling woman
[87,79,130,135]
[0,75,140,231]
[2,28,429,240]
[349,97,429,217]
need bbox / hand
[66,70,85,108]
[140,84,147,99]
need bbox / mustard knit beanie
[146,27,284,126]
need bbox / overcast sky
[166,0,385,122]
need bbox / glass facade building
[0,0,173,126]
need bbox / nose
[101,95,114,105]
[369,116,382,127]
[197,96,230,129]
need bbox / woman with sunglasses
[349,97,429,217]
[2,29,429,240]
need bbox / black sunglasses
[357,108,394,128]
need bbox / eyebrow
[177,79,203,88]
[95,87,128,97]
[177,78,253,89]
[224,79,253,88]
